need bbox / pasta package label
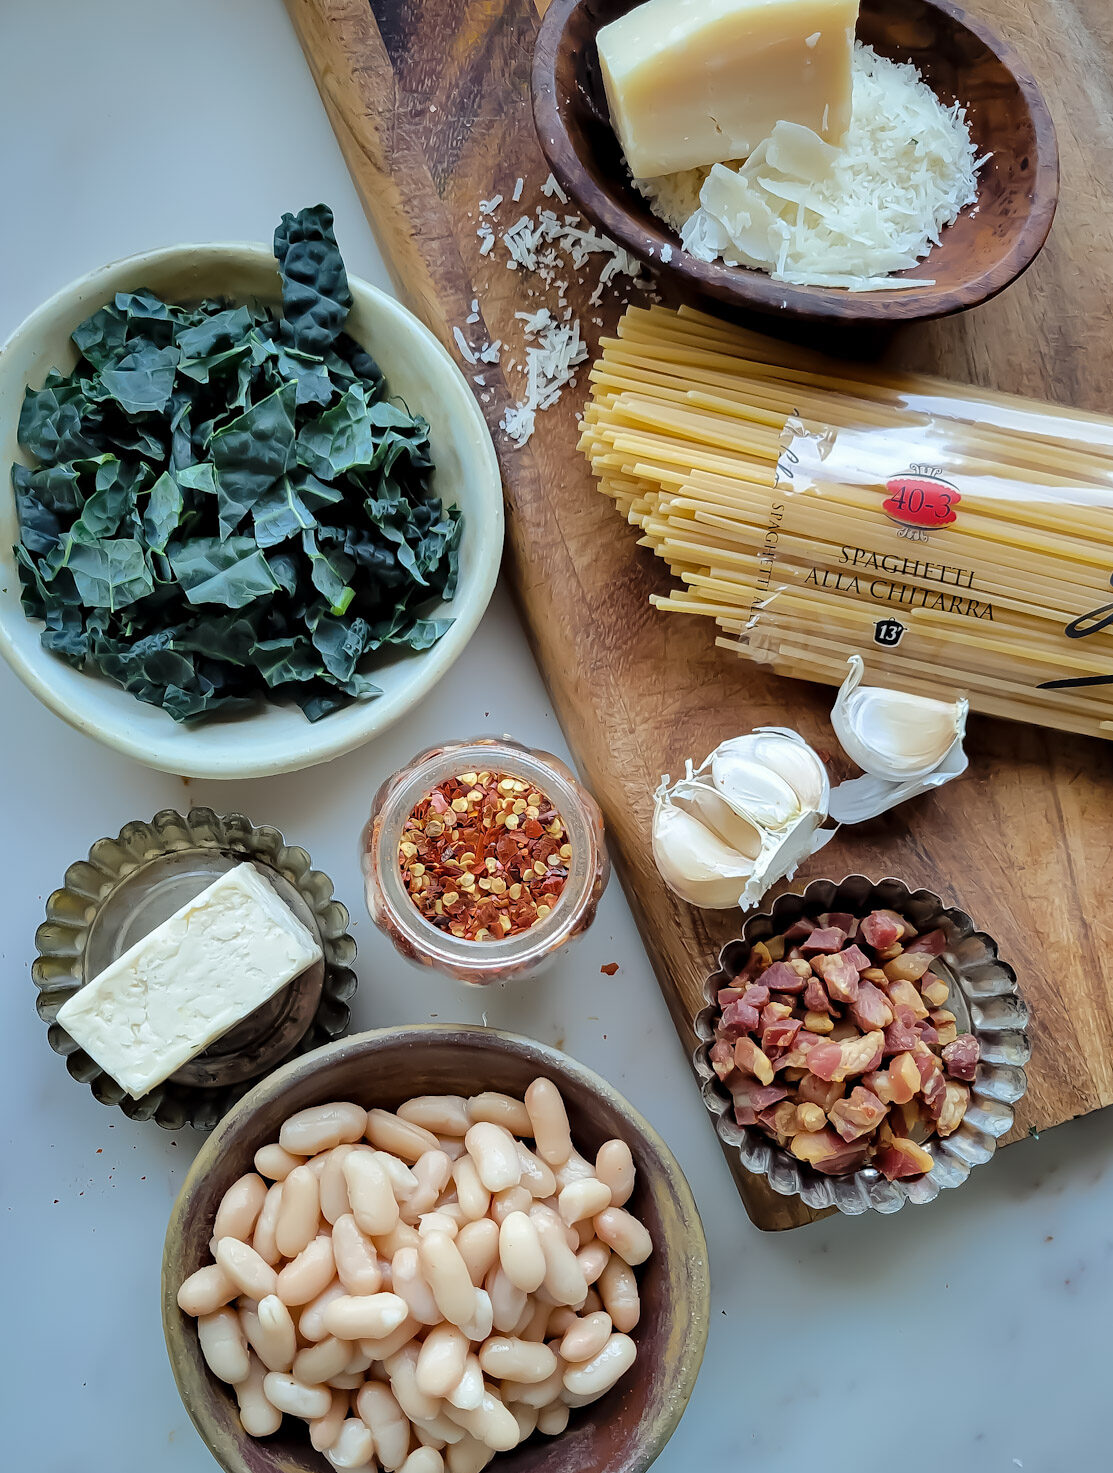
[881,470,961,531]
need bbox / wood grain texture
[286,0,1113,1230]
[534,0,1060,321]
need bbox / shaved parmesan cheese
[642,44,985,291]
[452,326,477,364]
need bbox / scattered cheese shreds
[541,173,569,204]
[452,326,477,365]
[512,177,525,202]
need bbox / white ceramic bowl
[0,244,503,778]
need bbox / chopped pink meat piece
[805,1030,884,1082]
[782,917,816,945]
[790,1126,869,1175]
[860,910,905,950]
[740,983,771,1009]
[849,980,895,1032]
[801,927,847,954]
[709,1039,735,1080]
[733,1104,757,1126]
[920,1068,947,1120]
[804,977,832,1015]
[812,951,860,1004]
[916,1019,940,1047]
[828,1085,888,1143]
[719,998,760,1036]
[942,1034,980,1081]
[840,943,872,973]
[717,987,743,1008]
[734,1036,774,1085]
[818,912,859,937]
[905,928,948,957]
[762,1018,802,1054]
[760,1001,793,1032]
[756,1100,799,1139]
[761,960,808,994]
[876,1138,933,1180]
[882,1005,921,1055]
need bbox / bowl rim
[531,0,1060,322]
[162,1023,712,1473]
[692,874,1031,1215]
[0,242,504,779]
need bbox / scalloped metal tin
[693,875,1030,1215]
[33,807,358,1131]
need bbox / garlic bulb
[652,729,832,911]
[831,656,967,782]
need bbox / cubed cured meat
[717,987,744,1008]
[782,917,816,944]
[848,981,894,1032]
[740,983,771,1010]
[812,951,860,1003]
[734,1082,790,1115]
[762,1018,802,1054]
[818,912,859,937]
[885,978,929,1019]
[828,1085,888,1143]
[801,927,847,954]
[803,977,832,1014]
[760,960,808,994]
[875,1137,934,1181]
[883,951,933,984]
[936,1081,970,1137]
[920,974,950,1008]
[916,1019,940,1047]
[734,1036,774,1085]
[789,1127,869,1175]
[709,1039,735,1080]
[756,1100,799,1140]
[796,1074,845,1111]
[719,998,760,1036]
[840,944,872,974]
[882,1005,921,1055]
[760,1001,793,1031]
[859,910,906,950]
[806,1030,884,1082]
[905,928,948,957]
[942,1034,980,1081]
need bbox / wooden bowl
[162,1026,710,1473]
[532,0,1059,322]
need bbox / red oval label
[883,475,960,528]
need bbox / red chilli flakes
[399,770,571,941]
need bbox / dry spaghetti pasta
[580,305,1113,742]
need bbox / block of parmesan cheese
[597,0,858,179]
[57,862,322,1099]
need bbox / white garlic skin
[651,793,753,909]
[832,656,967,782]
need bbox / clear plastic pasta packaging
[583,306,1113,742]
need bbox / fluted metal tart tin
[33,807,358,1130]
[693,875,1030,1216]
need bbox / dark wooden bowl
[532,0,1059,322]
[163,1026,710,1473]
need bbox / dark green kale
[10,205,461,722]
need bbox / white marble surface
[2,3,1110,1471]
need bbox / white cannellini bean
[485,1263,527,1334]
[399,1449,446,1473]
[557,1177,611,1225]
[466,1091,532,1137]
[276,1234,336,1307]
[298,1278,346,1339]
[365,1108,441,1162]
[375,1221,422,1258]
[280,1102,368,1156]
[241,1294,297,1371]
[514,1143,556,1199]
[252,1182,284,1266]
[450,1389,520,1452]
[595,1140,635,1207]
[326,1417,376,1469]
[561,1332,637,1397]
[344,1149,400,1237]
[215,1236,279,1301]
[263,1370,334,1421]
[594,1207,652,1266]
[329,1372,366,1391]
[582,1287,604,1315]
[452,1157,491,1223]
[307,1152,329,1180]
[176,1263,236,1317]
[420,1231,479,1328]
[234,1352,283,1437]
[213,1173,268,1243]
[408,1150,453,1217]
[358,1314,420,1363]
[523,1079,572,1168]
[254,1142,304,1182]
[445,1435,495,1473]
[462,1290,494,1349]
[197,1307,250,1384]
[385,1343,442,1421]
[499,1366,563,1410]
[375,1150,420,1200]
[435,1134,467,1162]
[455,1219,500,1286]
[576,1240,609,1286]
[553,1149,595,1190]
[510,1402,538,1445]
[294,1335,354,1385]
[536,1400,569,1437]
[310,1388,350,1452]
[488,1185,532,1225]
[416,1323,469,1399]
[510,1298,536,1338]
[333,1213,383,1295]
[478,1336,558,1385]
[275,1165,321,1259]
[530,1207,588,1306]
[398,1094,471,1137]
[498,1211,546,1293]
[411,1410,466,1446]
[445,1353,483,1411]
[319,1144,356,1224]
[463,1123,522,1194]
[323,1292,410,1341]
[392,1246,442,1325]
[559,1310,612,1363]
[518,1297,552,1343]
[418,1210,460,1238]
[575,1218,596,1250]
[545,1305,578,1338]
[356,1380,411,1470]
[345,1347,375,1374]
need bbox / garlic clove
[669,776,765,859]
[651,793,754,909]
[707,749,804,830]
[831,655,967,782]
[715,727,830,817]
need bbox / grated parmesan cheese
[638,44,986,291]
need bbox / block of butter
[597,0,858,179]
[57,862,322,1099]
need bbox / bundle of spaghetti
[580,304,1113,740]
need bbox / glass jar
[361,736,609,986]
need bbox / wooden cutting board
[286,0,1113,1230]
